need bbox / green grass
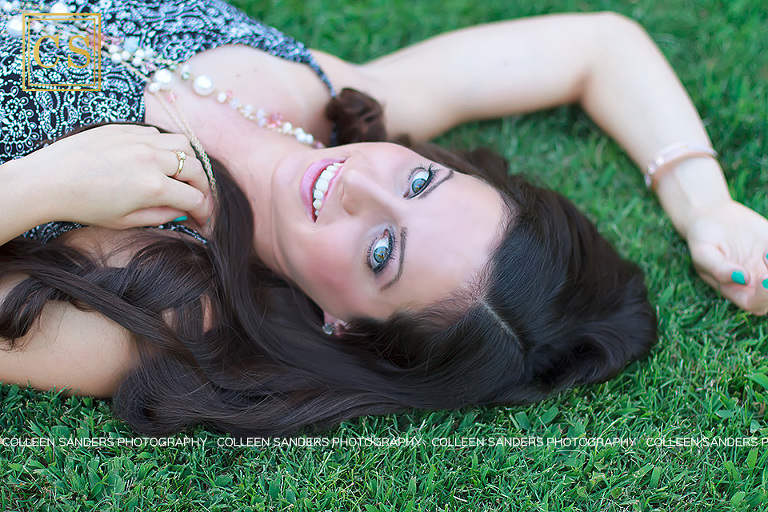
[3,0,768,510]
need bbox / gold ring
[172,150,187,178]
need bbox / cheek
[290,233,357,298]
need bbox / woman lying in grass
[0,0,765,437]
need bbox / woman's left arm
[330,12,767,314]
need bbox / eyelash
[366,164,437,274]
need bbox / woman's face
[258,142,507,323]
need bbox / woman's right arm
[0,124,215,246]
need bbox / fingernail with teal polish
[731,271,746,285]
[762,279,768,290]
[172,216,188,223]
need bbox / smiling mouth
[310,161,343,221]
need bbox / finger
[167,150,213,199]
[120,207,189,229]
[690,243,751,286]
[698,264,768,315]
[153,178,214,227]
[698,272,760,314]
[751,254,768,314]
[168,149,189,179]
[131,132,214,224]
[156,139,214,199]
[738,281,768,316]
[135,132,212,196]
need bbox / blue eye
[368,229,393,273]
[408,166,435,196]
[366,165,435,276]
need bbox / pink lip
[300,158,344,222]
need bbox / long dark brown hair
[0,89,657,437]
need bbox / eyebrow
[380,169,455,291]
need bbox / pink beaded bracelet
[644,142,718,189]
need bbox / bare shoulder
[311,49,376,97]
[0,228,140,398]
[311,49,438,140]
[311,45,465,141]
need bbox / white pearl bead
[6,15,22,38]
[193,75,214,96]
[2,3,13,13]
[110,53,123,63]
[147,82,160,93]
[50,2,69,13]
[152,68,174,89]
[132,56,143,66]
[108,44,120,54]
[121,50,130,60]
[216,91,227,103]
[282,122,293,133]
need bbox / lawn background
[2,0,767,510]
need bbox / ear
[323,312,348,331]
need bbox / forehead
[376,170,507,315]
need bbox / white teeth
[311,161,343,220]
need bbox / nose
[339,165,396,216]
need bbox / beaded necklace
[4,0,326,199]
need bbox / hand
[686,199,768,315]
[19,124,214,228]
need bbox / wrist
[653,157,732,237]
[2,156,60,227]
[644,143,718,190]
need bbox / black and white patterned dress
[0,0,334,243]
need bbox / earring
[322,322,335,336]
